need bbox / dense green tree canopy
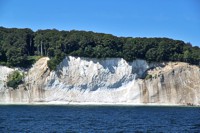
[0,27,199,69]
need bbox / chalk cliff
[139,62,200,105]
[0,56,199,105]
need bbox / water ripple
[0,105,200,132]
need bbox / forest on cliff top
[0,27,199,70]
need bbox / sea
[0,105,200,133]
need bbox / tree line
[0,27,199,70]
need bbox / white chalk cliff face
[0,56,200,105]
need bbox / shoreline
[0,101,199,107]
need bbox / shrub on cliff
[7,70,23,89]
[145,74,152,80]
[47,50,65,71]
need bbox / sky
[0,0,200,47]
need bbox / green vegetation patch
[0,27,199,70]
[24,56,42,67]
[145,74,153,80]
[47,51,65,71]
[7,70,23,89]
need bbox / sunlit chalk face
[43,57,149,103]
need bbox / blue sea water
[0,105,200,133]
